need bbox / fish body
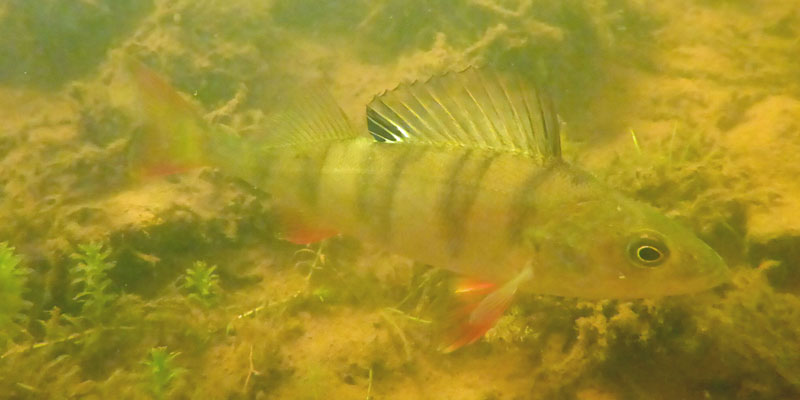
[246,136,726,299]
[119,62,730,349]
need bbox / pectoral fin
[441,268,533,353]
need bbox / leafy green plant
[143,347,184,400]
[0,242,29,349]
[183,261,221,307]
[71,242,117,321]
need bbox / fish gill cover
[0,0,799,399]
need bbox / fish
[117,60,730,352]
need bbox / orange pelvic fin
[441,268,533,353]
[277,208,338,245]
[454,278,497,295]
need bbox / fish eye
[627,232,670,267]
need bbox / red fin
[441,269,533,353]
[285,226,338,245]
[277,208,338,244]
[140,162,203,178]
[454,278,496,295]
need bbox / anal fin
[277,208,338,245]
[285,226,338,245]
[441,268,533,353]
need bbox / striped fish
[119,62,730,351]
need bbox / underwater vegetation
[143,347,184,400]
[71,243,117,322]
[1,0,800,399]
[0,0,152,88]
[0,242,29,351]
[182,261,221,307]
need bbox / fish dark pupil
[638,246,662,262]
[627,232,669,267]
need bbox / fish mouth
[636,264,731,298]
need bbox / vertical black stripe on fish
[439,150,498,258]
[375,146,426,240]
[251,151,272,188]
[253,147,282,191]
[297,143,334,209]
[355,144,377,218]
[507,162,559,245]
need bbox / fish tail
[114,58,213,180]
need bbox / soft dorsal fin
[367,68,561,161]
[260,88,357,148]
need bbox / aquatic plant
[143,347,184,400]
[71,242,117,321]
[0,242,29,349]
[183,261,221,307]
[293,244,327,280]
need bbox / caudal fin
[113,58,211,180]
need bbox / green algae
[0,0,799,399]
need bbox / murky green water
[1,1,800,399]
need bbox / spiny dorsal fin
[367,68,561,161]
[261,88,357,148]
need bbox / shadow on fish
[114,58,730,353]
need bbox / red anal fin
[286,226,338,245]
[138,162,202,179]
[441,268,533,353]
[277,208,338,244]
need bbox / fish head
[523,175,730,299]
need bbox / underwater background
[1,0,800,399]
